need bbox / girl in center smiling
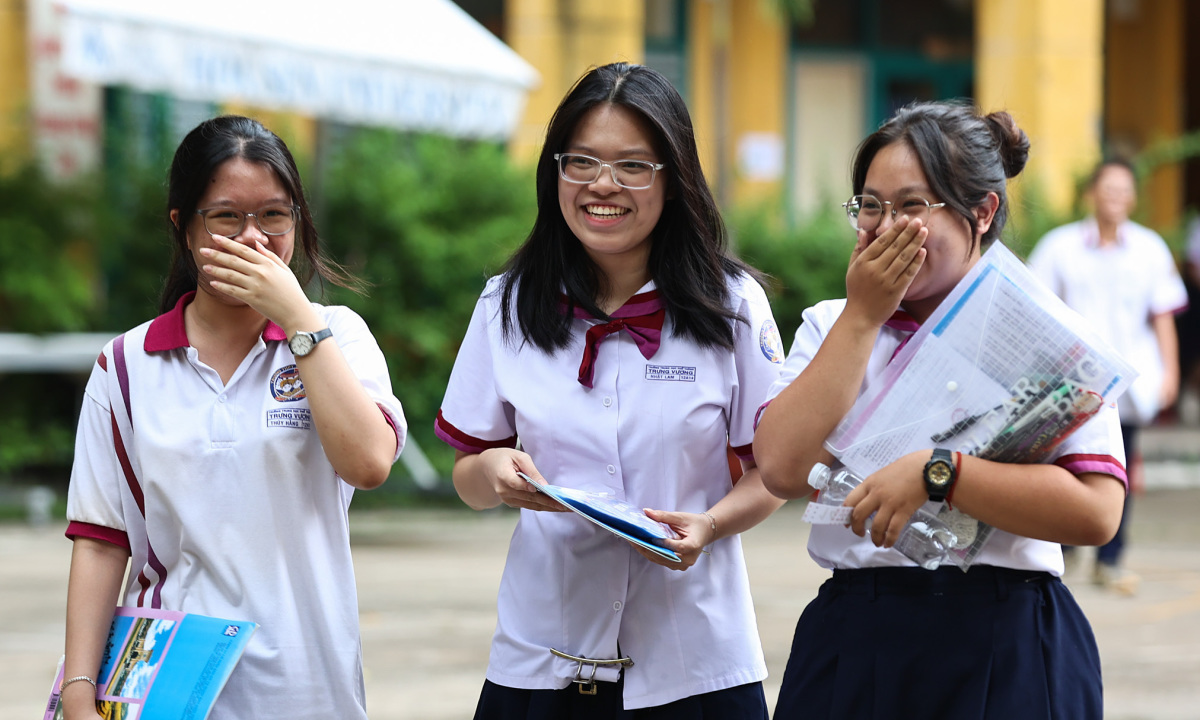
[436,63,786,718]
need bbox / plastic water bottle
[808,463,958,570]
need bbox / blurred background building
[2,0,1197,226]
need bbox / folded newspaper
[824,242,1137,569]
[45,607,256,720]
[520,472,682,562]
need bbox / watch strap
[307,327,333,345]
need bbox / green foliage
[0,402,77,477]
[1134,129,1200,179]
[93,162,172,328]
[321,131,536,476]
[731,202,853,338]
[766,0,818,26]
[0,139,169,482]
[1000,179,1075,261]
[0,166,95,332]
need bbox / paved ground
[4,487,1200,719]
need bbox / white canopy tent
[57,0,539,140]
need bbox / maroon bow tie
[566,291,665,388]
[885,309,920,362]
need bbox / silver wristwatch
[288,328,333,357]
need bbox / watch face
[290,334,314,356]
[927,462,953,487]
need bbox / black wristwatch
[288,328,333,357]
[923,448,956,502]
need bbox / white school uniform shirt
[66,292,406,720]
[1028,218,1189,425]
[435,273,784,709]
[762,300,1126,576]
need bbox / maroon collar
[144,291,287,351]
[884,309,920,363]
[561,288,664,320]
[883,309,920,334]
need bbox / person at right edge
[1028,159,1188,595]
[755,101,1127,720]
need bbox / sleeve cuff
[434,409,518,455]
[66,521,131,552]
[1056,453,1129,493]
[753,400,772,430]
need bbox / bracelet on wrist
[60,675,97,693]
[701,511,717,536]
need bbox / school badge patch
[270,364,306,401]
[759,319,784,364]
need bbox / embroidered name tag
[267,408,313,430]
[645,365,696,382]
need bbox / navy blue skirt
[474,677,768,719]
[771,565,1102,720]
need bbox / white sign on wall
[28,0,103,180]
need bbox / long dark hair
[851,100,1030,251]
[160,115,361,313]
[500,62,759,352]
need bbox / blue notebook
[45,607,256,720]
[520,473,682,563]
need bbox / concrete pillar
[688,0,720,191]
[727,0,787,206]
[0,0,30,169]
[975,0,1104,217]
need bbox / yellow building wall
[505,0,784,205]
[727,0,786,206]
[688,0,723,199]
[975,0,1104,221]
[1106,0,1184,232]
[508,0,644,164]
[689,0,785,207]
[219,103,318,166]
[0,0,30,168]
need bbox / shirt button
[606,465,616,475]
[603,396,613,407]
[218,395,227,403]
[613,601,622,611]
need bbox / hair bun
[985,111,1030,178]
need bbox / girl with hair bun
[755,101,1125,719]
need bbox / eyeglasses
[842,194,947,232]
[195,205,299,238]
[554,153,665,190]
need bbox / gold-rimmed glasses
[842,194,947,232]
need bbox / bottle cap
[807,462,830,490]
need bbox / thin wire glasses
[195,205,299,238]
[554,153,665,190]
[842,194,947,232]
